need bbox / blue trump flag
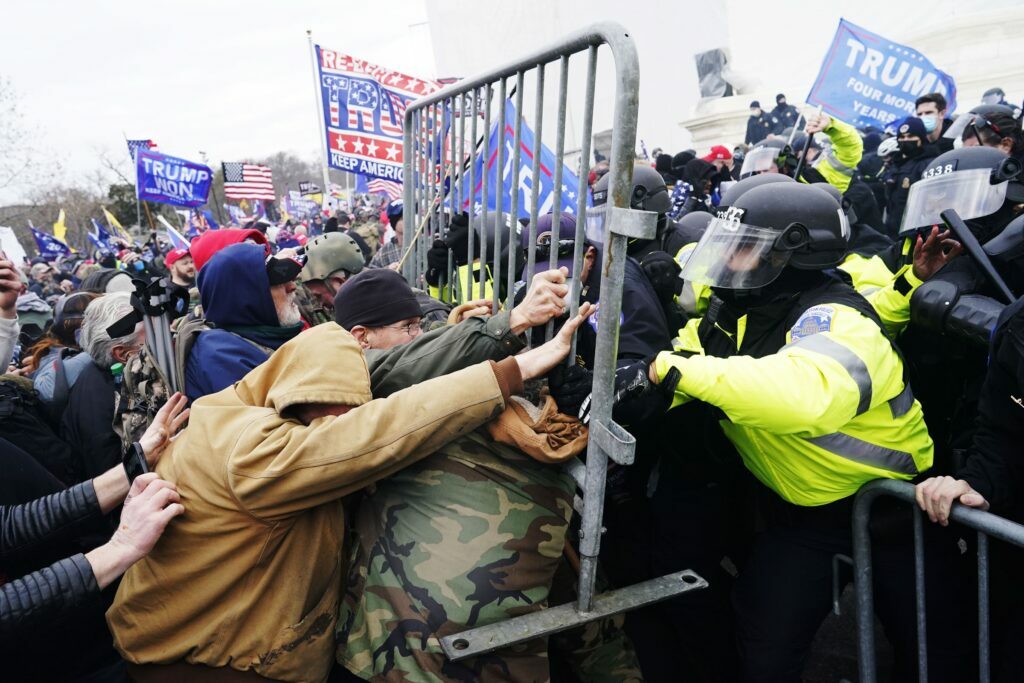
[462,100,587,219]
[87,232,113,257]
[30,228,72,259]
[806,19,957,130]
[136,149,213,208]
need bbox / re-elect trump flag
[31,228,72,258]
[136,150,213,208]
[315,46,441,182]
[806,19,957,130]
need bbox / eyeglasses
[380,321,422,337]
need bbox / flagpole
[200,151,227,225]
[307,30,333,215]
[123,132,144,230]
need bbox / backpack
[351,222,381,257]
[113,346,170,451]
[0,376,77,484]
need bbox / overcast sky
[0,0,433,204]
[1,0,1014,207]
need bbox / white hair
[80,292,144,368]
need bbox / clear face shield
[739,147,782,179]
[585,203,608,246]
[680,216,793,290]
[899,168,1010,236]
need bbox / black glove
[549,364,594,418]
[640,250,683,301]
[444,211,472,263]
[426,240,449,287]
[579,360,681,425]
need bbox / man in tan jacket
[106,304,591,683]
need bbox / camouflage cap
[299,232,364,283]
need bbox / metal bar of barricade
[567,45,597,365]
[506,69,528,309]
[402,110,415,284]
[523,65,545,306]
[491,79,508,312]
[401,23,702,659]
[978,531,990,683]
[853,479,1024,683]
[546,54,570,343]
[466,89,478,292]
[913,505,928,682]
[479,83,492,301]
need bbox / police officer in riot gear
[590,163,687,261]
[633,182,968,682]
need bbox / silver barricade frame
[853,478,1024,683]
[398,22,708,660]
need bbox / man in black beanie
[333,269,424,347]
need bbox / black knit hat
[333,268,421,330]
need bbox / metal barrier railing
[399,22,708,660]
[853,479,1024,683]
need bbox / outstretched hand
[514,302,593,381]
[139,392,190,466]
[912,226,963,281]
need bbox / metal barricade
[853,479,1024,683]
[398,22,708,660]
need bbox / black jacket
[958,296,1024,513]
[770,103,801,134]
[882,146,940,236]
[745,112,774,145]
[59,361,120,483]
[0,481,101,637]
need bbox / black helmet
[681,183,848,291]
[900,147,1024,240]
[674,211,714,245]
[471,212,518,263]
[719,173,795,208]
[739,138,787,179]
[592,164,672,216]
[944,103,1023,145]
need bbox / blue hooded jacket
[185,242,302,400]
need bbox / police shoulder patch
[587,301,625,332]
[790,305,835,341]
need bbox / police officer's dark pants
[732,488,975,683]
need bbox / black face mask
[898,140,923,158]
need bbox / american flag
[126,139,158,160]
[366,178,402,201]
[667,181,692,220]
[223,162,275,201]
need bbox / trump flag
[806,19,957,130]
[314,46,441,183]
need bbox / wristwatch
[122,441,149,484]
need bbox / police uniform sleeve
[654,303,903,436]
[957,307,1024,511]
[839,238,921,336]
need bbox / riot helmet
[719,172,795,209]
[674,211,714,245]
[739,138,786,179]
[984,213,1024,265]
[899,146,1024,241]
[588,164,671,253]
[681,183,849,290]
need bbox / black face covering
[898,140,923,158]
[969,202,1024,244]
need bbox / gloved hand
[426,240,449,287]
[577,360,682,425]
[640,251,683,302]
[549,364,594,418]
[444,211,472,259]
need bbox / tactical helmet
[299,232,365,283]
[719,173,795,208]
[591,164,672,215]
[673,211,714,245]
[681,183,849,290]
[900,146,1024,238]
[944,103,1022,144]
[739,138,786,178]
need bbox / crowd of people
[2,83,1024,683]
